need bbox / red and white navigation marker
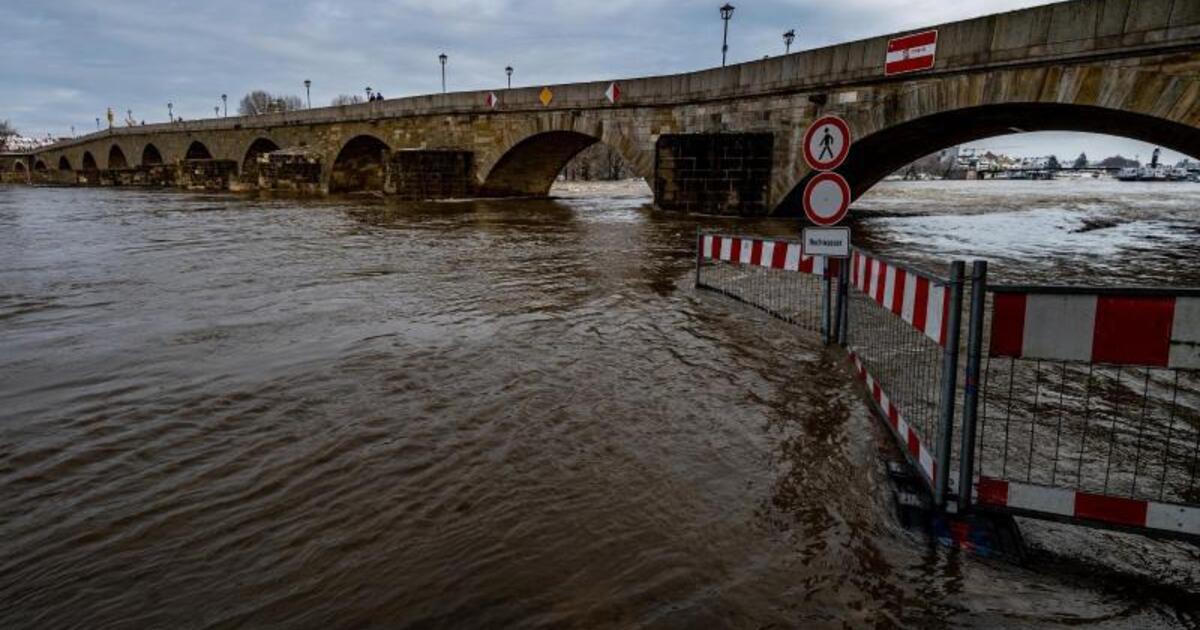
[803,172,851,226]
[803,115,851,171]
[485,92,499,109]
[605,81,621,104]
[885,30,938,76]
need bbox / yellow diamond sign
[539,87,553,106]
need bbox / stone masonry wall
[259,153,323,193]
[654,134,773,215]
[180,160,238,191]
[388,151,475,200]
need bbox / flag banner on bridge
[849,350,937,486]
[988,291,1200,368]
[885,30,938,76]
[701,234,836,276]
[977,478,1200,538]
[850,251,952,347]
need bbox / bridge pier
[653,133,773,215]
[388,150,475,200]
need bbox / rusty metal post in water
[935,261,965,508]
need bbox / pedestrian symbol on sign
[819,128,835,161]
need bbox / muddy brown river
[1,180,1198,628]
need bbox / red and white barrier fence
[977,478,1200,538]
[990,291,1200,369]
[701,234,833,276]
[850,351,937,486]
[850,251,952,347]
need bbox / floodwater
[0,180,1197,629]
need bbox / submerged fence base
[695,230,1200,544]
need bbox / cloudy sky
[0,0,1188,163]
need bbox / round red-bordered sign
[803,172,851,226]
[803,115,852,170]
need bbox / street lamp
[167,102,173,122]
[505,65,513,89]
[439,53,448,93]
[214,106,220,118]
[783,29,795,54]
[720,3,735,67]
[222,94,228,117]
[95,117,100,130]
[366,86,373,101]
[304,80,311,108]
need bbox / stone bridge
[12,0,1200,215]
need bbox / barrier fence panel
[695,232,840,339]
[964,282,1200,540]
[844,248,964,505]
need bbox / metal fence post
[836,259,849,346]
[934,261,965,508]
[821,266,832,345]
[695,229,703,288]
[957,260,988,513]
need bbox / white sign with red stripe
[851,251,952,347]
[701,234,831,275]
[885,30,938,76]
[485,92,499,109]
[850,351,937,485]
[605,81,621,104]
[990,293,1200,369]
[977,478,1200,538]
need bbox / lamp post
[439,53,448,93]
[720,3,735,67]
[214,106,220,118]
[95,117,100,130]
[303,80,311,108]
[71,125,75,137]
[366,86,372,102]
[505,65,513,89]
[222,94,228,117]
[167,102,173,122]
[783,29,795,54]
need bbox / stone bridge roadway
[13,0,1200,216]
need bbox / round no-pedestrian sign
[802,172,851,226]
[803,115,851,171]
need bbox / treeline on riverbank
[559,144,634,181]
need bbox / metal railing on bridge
[695,232,1200,543]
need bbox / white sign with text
[803,227,851,258]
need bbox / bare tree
[238,91,304,116]
[0,120,16,151]
[331,94,365,106]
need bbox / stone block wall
[179,159,238,191]
[388,150,475,200]
[653,133,773,215]
[259,152,323,193]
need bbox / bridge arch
[185,140,213,161]
[777,103,1200,214]
[481,130,644,197]
[81,152,98,172]
[241,137,280,177]
[329,135,390,193]
[34,160,47,172]
[108,145,129,170]
[58,156,72,171]
[142,143,164,166]
[13,161,26,173]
